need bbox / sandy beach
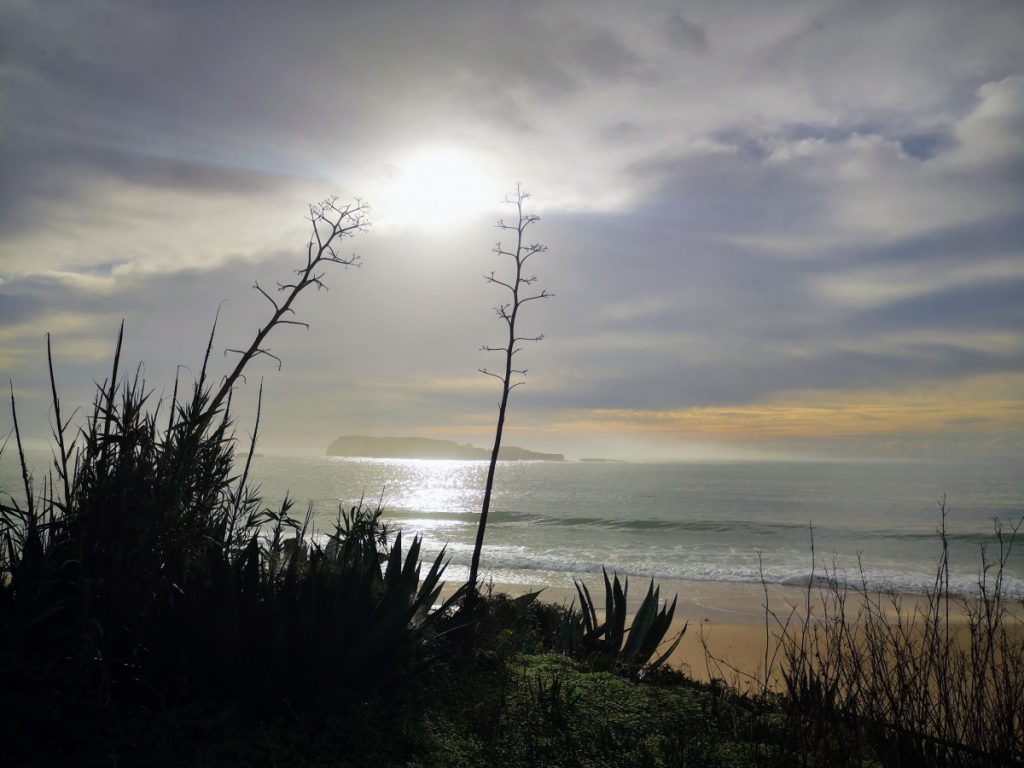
[439,577,806,686]
[456,575,1024,690]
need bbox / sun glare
[380,147,494,231]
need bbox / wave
[414,538,1024,599]
[384,507,823,533]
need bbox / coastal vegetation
[471,185,553,589]
[767,512,1024,765]
[1,198,1022,766]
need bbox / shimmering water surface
[246,456,1024,597]
[4,452,1021,595]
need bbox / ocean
[3,452,1022,597]
[247,455,1024,598]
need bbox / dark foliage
[772,511,1024,767]
[0,334,461,714]
[558,569,686,676]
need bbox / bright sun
[381,147,494,231]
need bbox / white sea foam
[266,456,1024,599]
[11,452,1017,599]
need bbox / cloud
[570,29,654,81]
[1,0,1023,459]
[949,75,1024,168]
[638,75,1024,252]
[554,374,1024,441]
[814,258,1024,309]
[664,13,709,54]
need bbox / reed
[0,199,467,712]
[768,505,1024,766]
[0,330,463,711]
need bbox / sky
[1,0,1022,462]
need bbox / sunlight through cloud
[375,147,497,231]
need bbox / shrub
[558,569,686,676]
[772,508,1024,766]
[0,198,464,712]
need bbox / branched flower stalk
[469,186,552,590]
[204,197,369,424]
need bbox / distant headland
[326,436,564,462]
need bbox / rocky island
[326,435,564,461]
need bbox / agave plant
[559,569,686,675]
[140,498,468,708]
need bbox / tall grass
[0,199,468,712]
[0,328,462,711]
[770,504,1024,766]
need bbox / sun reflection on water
[382,459,487,517]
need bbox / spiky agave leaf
[604,569,628,652]
[557,572,684,675]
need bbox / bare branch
[197,197,369,422]
[224,347,282,371]
[471,185,552,590]
[484,272,515,292]
[520,291,553,304]
[253,281,281,312]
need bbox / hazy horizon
[2,1,1022,464]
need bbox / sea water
[247,456,1024,598]
[3,452,1021,597]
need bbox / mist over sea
[246,456,1024,598]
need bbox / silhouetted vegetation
[2,198,1021,767]
[557,569,686,676]
[767,509,1024,767]
[471,185,553,589]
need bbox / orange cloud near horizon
[550,375,1024,441]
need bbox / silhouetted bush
[769,508,1024,767]
[557,569,686,677]
[0,332,461,713]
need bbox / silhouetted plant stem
[8,380,33,517]
[46,333,74,512]
[201,198,368,426]
[469,186,552,590]
[230,379,263,536]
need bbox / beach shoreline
[445,575,1024,688]
[442,577,813,685]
